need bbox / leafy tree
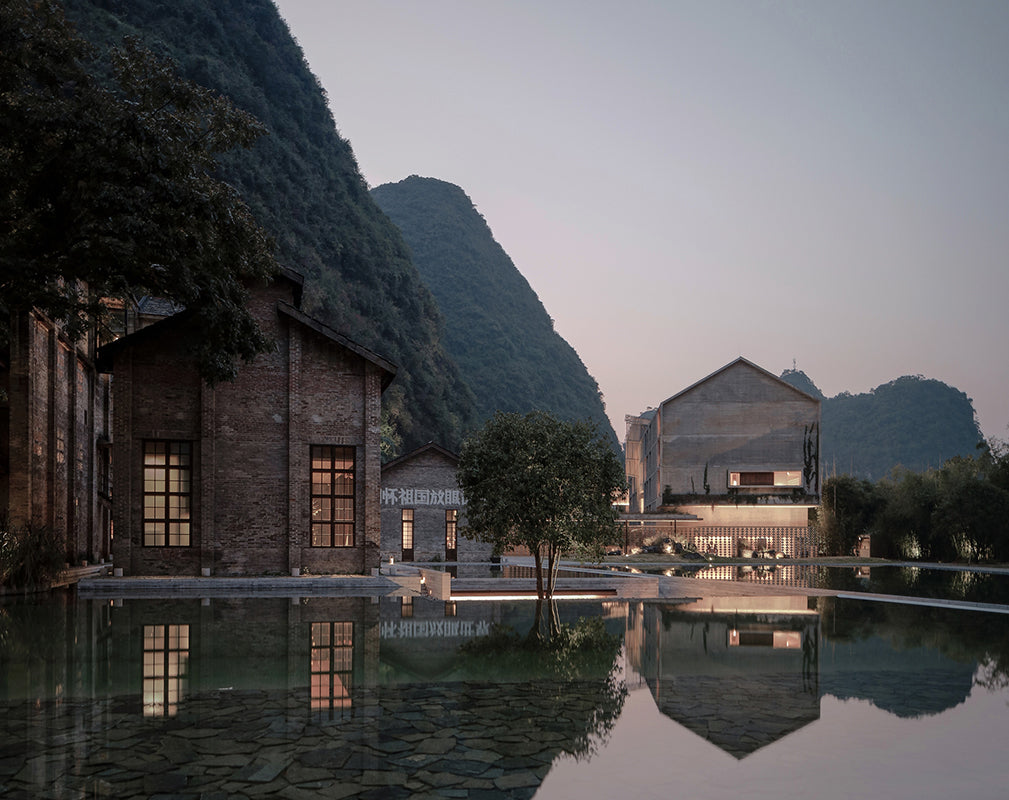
[1,0,276,382]
[874,468,939,559]
[932,456,1009,563]
[821,438,1009,562]
[457,411,625,633]
[60,0,479,451]
[458,616,626,759]
[818,475,884,556]
[978,437,1009,493]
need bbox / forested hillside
[62,0,477,452]
[780,369,982,479]
[371,177,617,448]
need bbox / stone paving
[0,679,617,799]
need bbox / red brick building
[98,270,395,576]
[2,310,113,566]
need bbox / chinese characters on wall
[381,487,465,507]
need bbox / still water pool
[2,587,1008,799]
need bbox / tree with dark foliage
[1,0,276,382]
[458,411,625,635]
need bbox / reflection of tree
[0,597,66,663]
[817,592,1009,709]
[459,616,627,761]
[977,654,1009,693]
[802,627,819,695]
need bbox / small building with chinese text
[380,443,492,563]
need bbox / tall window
[311,445,355,547]
[144,441,191,547]
[310,621,353,719]
[143,624,189,717]
[401,509,414,551]
[445,509,458,551]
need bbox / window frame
[728,469,803,488]
[310,621,354,718]
[401,508,415,551]
[311,445,356,548]
[142,623,189,717]
[445,508,458,555]
[143,440,192,547]
[400,507,415,561]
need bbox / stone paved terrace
[2,676,613,799]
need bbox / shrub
[0,520,66,590]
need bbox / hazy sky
[272,0,1009,443]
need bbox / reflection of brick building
[98,270,395,576]
[380,443,493,563]
[624,358,821,557]
[2,310,112,565]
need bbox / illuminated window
[401,509,414,550]
[401,596,413,618]
[444,601,457,617]
[311,446,355,547]
[729,470,801,488]
[729,629,802,649]
[774,471,802,486]
[143,624,189,717]
[311,622,353,719]
[445,509,458,551]
[144,441,191,546]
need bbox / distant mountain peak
[372,176,618,448]
[780,367,980,479]
[779,368,825,399]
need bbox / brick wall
[380,446,493,563]
[108,276,387,576]
[3,310,112,565]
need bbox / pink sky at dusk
[273,0,1009,443]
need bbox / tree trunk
[546,542,561,600]
[527,597,545,645]
[533,546,545,601]
[547,597,561,639]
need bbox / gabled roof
[276,301,397,389]
[97,268,305,372]
[274,266,305,307]
[96,306,196,372]
[97,273,398,392]
[659,356,821,408]
[382,442,459,474]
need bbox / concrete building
[97,269,396,576]
[624,357,821,557]
[2,309,113,566]
[380,443,492,564]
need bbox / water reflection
[634,562,1009,607]
[625,593,988,761]
[1,589,1008,798]
[142,623,189,717]
[628,597,822,758]
[309,620,353,719]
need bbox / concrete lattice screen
[622,525,821,559]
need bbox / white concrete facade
[625,358,821,539]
